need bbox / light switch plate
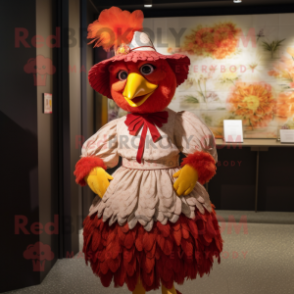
[43,93,52,114]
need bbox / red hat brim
[88,51,190,99]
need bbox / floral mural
[108,13,294,138]
[181,22,241,59]
[276,92,294,119]
[227,82,276,130]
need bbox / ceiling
[91,0,294,12]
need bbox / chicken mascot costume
[74,7,223,294]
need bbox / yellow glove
[173,164,198,196]
[85,167,113,198]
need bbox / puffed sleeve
[174,111,217,184]
[74,118,119,186]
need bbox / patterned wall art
[108,13,294,138]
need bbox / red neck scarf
[124,111,169,163]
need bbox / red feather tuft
[181,151,216,184]
[87,7,144,50]
[74,156,106,186]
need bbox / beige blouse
[81,108,217,231]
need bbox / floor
[5,211,294,294]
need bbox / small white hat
[116,31,156,55]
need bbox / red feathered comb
[87,6,144,51]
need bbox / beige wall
[36,0,56,281]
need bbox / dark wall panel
[209,147,256,211]
[209,146,294,212]
[258,148,294,212]
[0,0,40,292]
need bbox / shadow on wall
[0,111,41,292]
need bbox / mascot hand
[85,167,113,198]
[173,164,198,196]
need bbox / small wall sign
[223,120,243,143]
[43,93,52,114]
[280,129,294,143]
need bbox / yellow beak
[122,73,158,107]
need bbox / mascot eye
[117,70,128,81]
[140,64,155,76]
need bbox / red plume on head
[87,6,144,51]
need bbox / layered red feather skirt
[83,205,223,292]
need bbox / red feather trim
[156,234,165,251]
[74,156,106,186]
[107,255,121,273]
[100,270,113,287]
[143,229,156,252]
[146,241,156,259]
[135,226,144,251]
[181,151,216,184]
[157,221,170,237]
[91,230,101,252]
[124,232,135,249]
[87,7,144,50]
[100,259,109,275]
[83,209,223,292]
[173,229,182,246]
[123,247,134,262]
